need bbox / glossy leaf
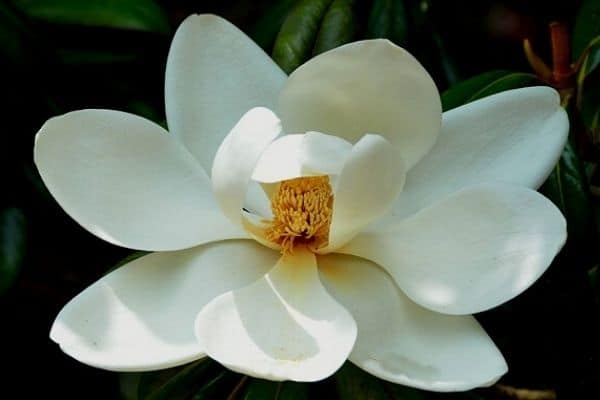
[192,370,241,400]
[367,0,408,46]
[250,0,297,51]
[540,140,597,264]
[16,0,170,33]
[272,0,334,73]
[313,0,357,55]
[573,0,600,60]
[242,380,310,399]
[0,207,26,294]
[137,359,220,400]
[580,73,600,133]
[578,36,600,81]
[441,70,539,112]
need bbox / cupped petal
[339,184,566,315]
[279,39,441,169]
[321,134,406,252]
[382,86,569,221]
[165,14,286,171]
[319,253,507,391]
[34,109,243,251]
[50,240,278,371]
[195,248,357,381]
[211,107,282,224]
[252,132,353,183]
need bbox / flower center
[266,176,333,254]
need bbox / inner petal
[266,176,333,254]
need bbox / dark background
[1,0,598,398]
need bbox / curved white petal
[381,86,569,222]
[165,14,286,171]
[212,107,281,224]
[252,132,353,183]
[50,240,278,371]
[339,184,566,315]
[195,248,356,381]
[34,109,244,251]
[319,254,507,391]
[322,135,406,252]
[279,39,441,169]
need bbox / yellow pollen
[266,176,333,254]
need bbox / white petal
[339,184,566,315]
[34,109,244,251]
[211,107,282,225]
[252,132,353,183]
[50,240,278,371]
[251,134,305,183]
[195,248,357,381]
[383,86,569,221]
[319,254,507,391]
[322,135,406,252]
[165,14,286,171]
[279,39,441,169]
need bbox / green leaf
[579,36,600,81]
[272,0,334,73]
[540,140,597,264]
[137,359,219,400]
[313,0,357,56]
[367,0,408,46]
[242,380,310,399]
[573,0,600,60]
[249,0,297,51]
[441,70,539,112]
[0,1,38,65]
[0,207,26,294]
[581,73,600,133]
[16,0,170,33]
[334,363,425,399]
[191,370,240,400]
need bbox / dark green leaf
[540,140,597,264]
[579,36,600,80]
[573,0,600,60]
[334,362,425,399]
[250,0,297,51]
[313,0,357,56]
[367,0,408,46]
[0,2,38,65]
[580,73,600,133]
[441,70,539,112]
[16,0,169,33]
[137,359,220,400]
[0,207,26,294]
[119,373,142,400]
[191,370,240,400]
[242,379,309,399]
[272,0,334,73]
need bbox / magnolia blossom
[36,15,568,392]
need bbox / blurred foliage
[572,0,600,59]
[0,208,26,294]
[1,0,600,399]
[16,0,170,33]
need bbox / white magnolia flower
[35,15,568,392]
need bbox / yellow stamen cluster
[266,176,333,254]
